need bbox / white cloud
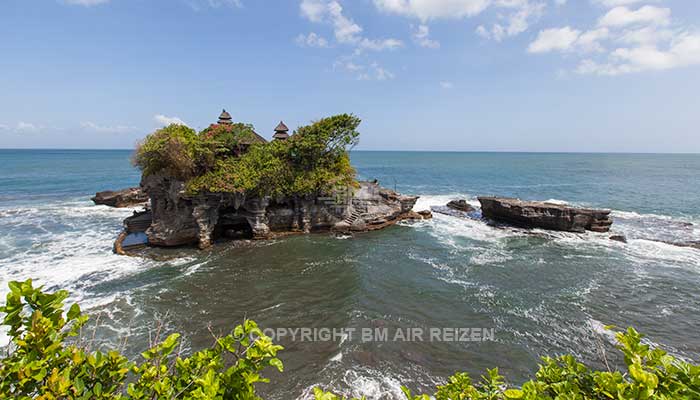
[334,59,395,80]
[326,1,363,43]
[618,26,673,46]
[372,0,545,40]
[0,124,8,131]
[296,32,330,47]
[359,37,403,51]
[528,27,581,53]
[529,0,699,76]
[301,0,327,22]
[413,24,440,48]
[81,121,136,134]
[476,25,489,38]
[474,0,546,41]
[439,81,454,89]
[185,0,243,11]
[16,122,40,132]
[598,5,670,28]
[300,0,403,51]
[154,115,188,127]
[579,32,700,75]
[592,0,658,8]
[372,0,491,20]
[334,59,364,72]
[504,1,546,37]
[364,63,395,80]
[576,27,609,52]
[528,26,610,53]
[61,0,109,6]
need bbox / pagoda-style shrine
[218,109,233,125]
[273,121,290,140]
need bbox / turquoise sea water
[1,149,700,399]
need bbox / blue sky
[1,0,699,152]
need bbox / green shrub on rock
[133,124,211,181]
[133,114,360,199]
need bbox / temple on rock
[273,121,290,140]
[218,109,233,125]
[210,109,268,155]
[215,109,291,143]
[107,109,428,253]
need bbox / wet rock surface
[478,196,613,233]
[125,176,418,249]
[446,199,475,213]
[609,235,628,243]
[92,187,149,208]
[659,240,700,250]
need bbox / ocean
[1,149,699,399]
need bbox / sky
[0,0,699,152]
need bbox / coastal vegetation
[2,281,700,399]
[132,114,360,198]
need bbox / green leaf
[504,388,524,399]
[67,303,81,320]
[269,357,283,372]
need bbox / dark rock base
[92,187,149,208]
[478,197,613,233]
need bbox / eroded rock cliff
[139,174,419,249]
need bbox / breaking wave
[410,193,700,269]
[0,199,156,345]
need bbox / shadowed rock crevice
[123,176,419,250]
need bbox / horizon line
[1,148,699,155]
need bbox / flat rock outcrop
[658,240,700,250]
[609,235,628,243]
[478,197,613,233]
[134,175,418,249]
[447,199,475,213]
[92,187,149,208]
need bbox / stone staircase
[342,209,363,226]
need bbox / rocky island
[110,111,425,253]
[98,110,624,254]
[478,197,613,233]
[140,175,421,249]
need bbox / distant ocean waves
[411,194,700,268]
[0,200,178,345]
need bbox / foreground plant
[0,279,283,399]
[314,329,700,400]
[2,280,699,399]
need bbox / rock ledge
[478,196,613,233]
[119,177,419,250]
[92,187,149,208]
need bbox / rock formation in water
[657,240,700,250]
[92,187,149,208]
[130,174,420,249]
[478,197,613,233]
[446,199,475,213]
[609,235,627,243]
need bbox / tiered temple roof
[218,109,233,125]
[273,121,290,140]
[213,109,267,145]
